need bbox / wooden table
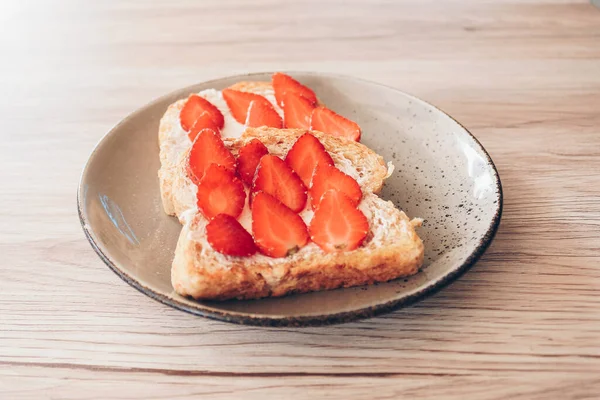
[2,1,599,398]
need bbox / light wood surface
[1,0,599,399]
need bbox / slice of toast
[170,127,424,301]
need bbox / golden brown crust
[228,81,323,106]
[228,81,274,93]
[174,239,423,301]
[157,99,187,216]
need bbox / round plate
[78,72,502,327]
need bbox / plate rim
[77,71,503,327]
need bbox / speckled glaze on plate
[78,72,502,327]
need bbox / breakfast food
[158,73,424,300]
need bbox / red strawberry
[188,112,221,141]
[282,92,316,129]
[285,133,334,187]
[222,89,274,124]
[196,164,245,220]
[180,94,224,132]
[252,192,309,258]
[310,107,361,141]
[246,99,283,128]
[309,189,369,253]
[272,72,317,107]
[236,139,269,186]
[206,214,257,257]
[310,163,362,210]
[253,155,307,213]
[187,129,236,185]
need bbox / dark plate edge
[77,71,503,327]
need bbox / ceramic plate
[78,72,502,326]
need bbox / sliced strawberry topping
[282,92,316,129]
[309,189,369,253]
[187,129,236,185]
[252,192,309,258]
[180,94,224,132]
[196,164,245,220]
[272,72,317,107]
[246,99,283,128]
[310,163,362,210]
[253,155,307,213]
[188,112,221,141]
[310,106,361,142]
[285,133,334,187]
[236,139,269,186]
[222,89,274,125]
[206,214,257,257]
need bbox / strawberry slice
[187,129,236,185]
[252,192,309,258]
[309,189,369,253]
[253,155,307,213]
[310,163,362,210]
[285,133,334,187]
[246,99,283,128]
[272,72,317,107]
[206,214,257,257]
[282,92,316,129]
[197,164,245,220]
[236,139,269,186]
[180,94,224,132]
[310,106,361,142]
[222,89,274,124]
[188,112,221,141]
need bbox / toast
[158,74,424,301]
[170,127,424,301]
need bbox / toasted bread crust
[229,81,324,106]
[228,81,274,93]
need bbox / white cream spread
[237,189,253,232]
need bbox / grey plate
[78,72,502,327]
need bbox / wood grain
[1,0,599,398]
